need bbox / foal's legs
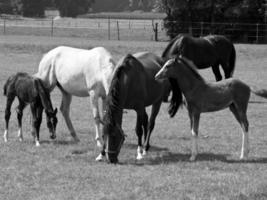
[4,95,15,142]
[16,99,27,141]
[229,104,249,160]
[211,64,222,81]
[143,101,162,154]
[135,109,146,160]
[30,103,43,146]
[189,110,200,161]
[59,91,79,142]
[89,90,103,147]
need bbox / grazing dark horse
[3,72,58,146]
[155,56,267,161]
[162,34,236,81]
[97,52,179,163]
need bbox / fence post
[51,17,54,37]
[116,20,120,40]
[256,23,259,43]
[152,20,158,41]
[108,18,110,40]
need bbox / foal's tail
[3,76,13,96]
[250,86,267,98]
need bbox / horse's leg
[16,99,26,141]
[211,64,222,81]
[4,95,15,142]
[60,91,79,142]
[141,111,148,154]
[229,103,249,160]
[30,103,43,146]
[89,90,102,147]
[135,109,145,160]
[143,101,162,155]
[189,110,200,161]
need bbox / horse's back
[5,72,38,102]
[36,46,115,97]
[133,52,163,71]
[132,52,169,105]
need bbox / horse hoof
[96,141,102,148]
[189,155,196,162]
[35,141,40,147]
[19,138,23,142]
[142,150,147,156]
[96,138,103,148]
[95,153,104,162]
[3,136,8,143]
[73,137,80,143]
[240,155,248,161]
[136,154,143,160]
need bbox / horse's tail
[3,80,8,96]
[34,78,53,112]
[3,75,14,96]
[168,78,183,118]
[250,86,267,98]
[229,45,236,77]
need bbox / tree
[0,0,13,14]
[55,0,94,17]
[162,0,265,40]
[21,0,45,17]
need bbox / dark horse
[96,52,179,163]
[162,34,236,81]
[155,56,267,161]
[3,72,58,146]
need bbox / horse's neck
[35,79,54,112]
[176,68,205,98]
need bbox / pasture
[0,35,267,200]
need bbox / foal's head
[45,108,58,139]
[155,58,178,80]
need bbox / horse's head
[103,122,125,164]
[155,58,177,80]
[46,108,58,139]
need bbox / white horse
[35,46,116,147]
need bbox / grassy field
[0,35,267,200]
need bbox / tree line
[0,0,95,17]
[162,0,266,42]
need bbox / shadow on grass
[248,100,267,104]
[40,140,78,145]
[123,150,267,166]
[123,143,169,152]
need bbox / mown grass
[0,35,267,200]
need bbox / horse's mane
[168,78,183,118]
[162,34,184,59]
[104,54,135,127]
[178,56,205,82]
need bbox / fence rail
[0,17,267,43]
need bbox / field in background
[0,35,267,200]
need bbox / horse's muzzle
[50,134,56,140]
